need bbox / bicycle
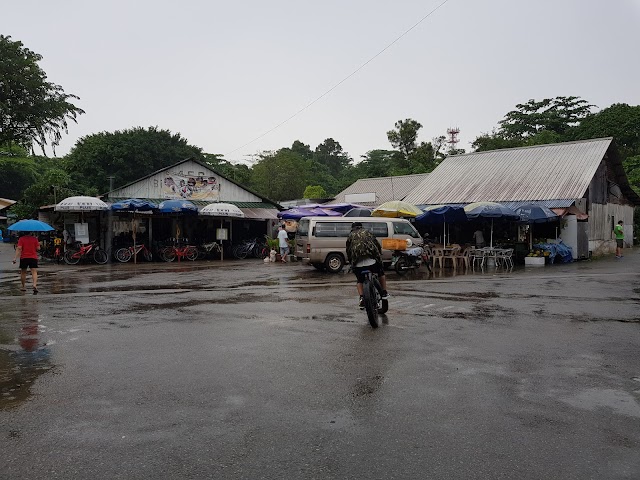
[115,244,153,263]
[159,244,198,262]
[360,267,389,328]
[64,241,109,265]
[196,241,222,260]
[231,238,261,259]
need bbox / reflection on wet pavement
[0,297,53,410]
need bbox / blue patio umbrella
[156,200,198,214]
[464,202,520,248]
[514,203,560,249]
[110,198,157,212]
[415,205,468,245]
[8,219,54,232]
[514,204,559,224]
[156,200,198,244]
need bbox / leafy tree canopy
[570,103,640,159]
[0,156,40,200]
[249,148,309,202]
[64,126,203,193]
[303,185,327,199]
[314,138,351,177]
[498,96,594,139]
[0,35,85,155]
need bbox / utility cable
[225,0,452,156]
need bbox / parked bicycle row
[40,237,272,265]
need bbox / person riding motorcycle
[346,222,389,309]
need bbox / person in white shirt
[473,229,485,248]
[277,225,290,263]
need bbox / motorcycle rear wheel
[395,256,410,276]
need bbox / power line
[225,0,452,156]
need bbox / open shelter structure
[404,138,640,258]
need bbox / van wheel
[325,253,344,273]
[312,263,325,271]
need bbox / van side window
[315,222,352,237]
[362,222,388,237]
[394,222,421,238]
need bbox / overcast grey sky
[4,0,640,163]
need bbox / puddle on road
[0,298,54,410]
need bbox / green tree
[499,96,594,139]
[64,127,203,193]
[313,138,350,177]
[202,153,252,186]
[387,119,422,170]
[10,164,75,219]
[0,156,40,200]
[0,35,85,155]
[289,140,313,160]
[570,103,640,159]
[303,185,327,199]
[249,149,308,201]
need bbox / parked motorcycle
[391,242,431,275]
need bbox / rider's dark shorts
[616,239,623,248]
[19,258,38,270]
[353,262,385,283]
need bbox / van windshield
[393,221,422,239]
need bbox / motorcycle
[391,243,431,275]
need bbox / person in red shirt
[13,232,41,294]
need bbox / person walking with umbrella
[13,231,41,294]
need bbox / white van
[295,216,423,273]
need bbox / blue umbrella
[514,203,560,249]
[156,200,198,214]
[415,205,468,246]
[8,219,54,232]
[514,204,559,224]
[464,202,520,248]
[110,198,157,212]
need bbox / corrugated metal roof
[240,208,279,220]
[328,174,429,206]
[404,138,613,205]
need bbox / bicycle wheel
[160,247,176,262]
[362,276,379,328]
[235,245,250,259]
[115,248,132,263]
[185,247,198,261]
[64,250,81,265]
[93,249,108,265]
[373,276,388,314]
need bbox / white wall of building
[109,160,262,203]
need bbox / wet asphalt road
[1,243,640,479]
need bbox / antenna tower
[446,127,460,153]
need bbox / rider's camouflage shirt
[346,228,382,265]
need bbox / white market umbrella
[200,203,245,218]
[200,203,245,260]
[55,196,109,240]
[55,196,108,212]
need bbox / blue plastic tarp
[532,241,573,263]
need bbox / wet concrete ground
[1,242,639,479]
